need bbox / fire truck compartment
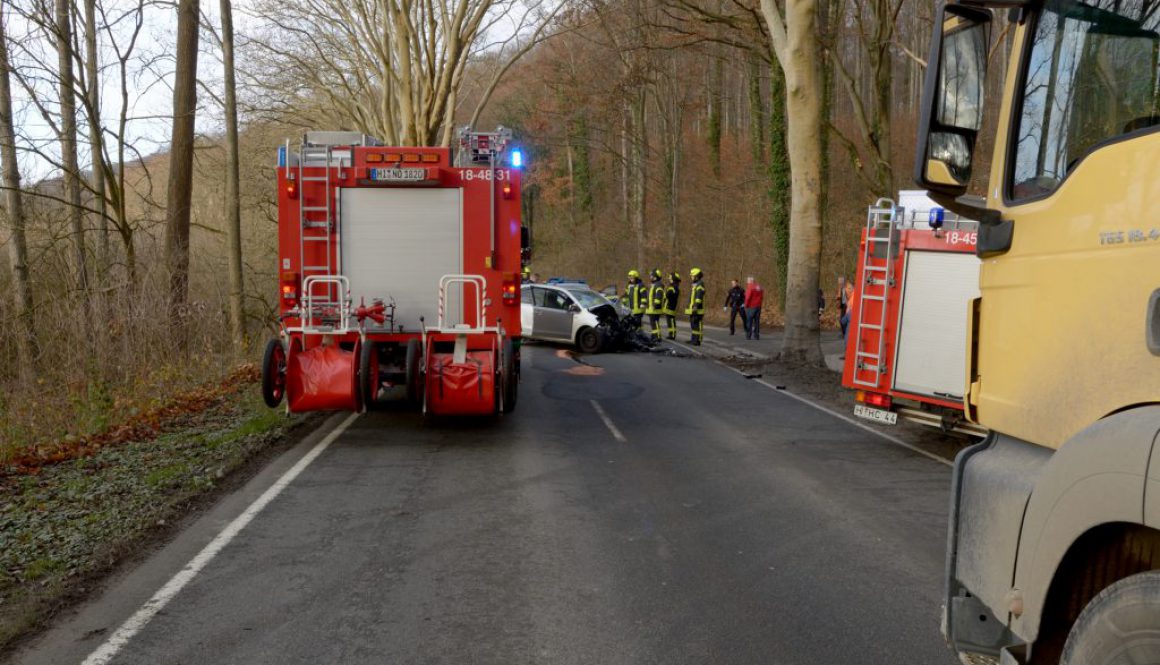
[339,187,464,332]
[892,250,980,401]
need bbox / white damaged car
[520,283,623,353]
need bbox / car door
[533,287,575,342]
[520,286,535,337]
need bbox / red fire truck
[260,128,524,416]
[841,191,986,437]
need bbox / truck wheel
[1061,571,1160,665]
[501,338,518,414]
[261,338,286,408]
[576,327,600,354]
[360,341,379,409]
[405,338,422,407]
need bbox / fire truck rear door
[339,188,463,331]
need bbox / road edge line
[667,339,952,467]
[80,411,361,665]
[589,400,627,443]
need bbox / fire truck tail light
[285,179,298,199]
[502,281,518,302]
[384,153,402,162]
[857,391,892,409]
[280,271,300,303]
[366,153,384,163]
[402,153,420,163]
[421,154,440,163]
[502,182,513,199]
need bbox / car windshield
[564,289,609,310]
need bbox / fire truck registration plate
[854,404,898,425]
[369,167,425,181]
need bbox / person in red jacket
[744,276,764,340]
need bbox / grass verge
[0,387,308,653]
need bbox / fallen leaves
[1,365,262,478]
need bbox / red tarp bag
[426,350,495,416]
[287,344,360,412]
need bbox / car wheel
[1061,571,1160,665]
[576,327,601,354]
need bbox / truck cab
[915,2,1160,663]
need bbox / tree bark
[164,0,200,340]
[760,0,824,364]
[708,53,723,177]
[220,0,245,352]
[56,0,88,298]
[768,62,790,313]
[84,0,108,282]
[0,14,38,378]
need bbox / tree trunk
[768,62,791,313]
[84,0,108,282]
[0,15,38,378]
[164,0,200,341]
[761,0,824,364]
[220,0,245,352]
[629,84,647,271]
[708,53,723,177]
[57,0,88,298]
[747,54,765,166]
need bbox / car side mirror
[568,303,581,313]
[915,4,992,197]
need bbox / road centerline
[590,399,627,443]
[79,411,361,665]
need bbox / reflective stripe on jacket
[663,286,679,315]
[685,280,705,315]
[647,282,665,315]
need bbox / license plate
[854,404,898,425]
[369,167,426,182]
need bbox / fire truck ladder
[851,197,898,389]
[296,140,344,327]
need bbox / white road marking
[590,400,627,443]
[666,339,952,467]
[81,411,361,665]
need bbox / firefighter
[685,268,706,345]
[624,270,646,329]
[663,272,680,340]
[521,266,532,283]
[645,269,665,342]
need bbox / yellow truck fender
[1011,406,1160,644]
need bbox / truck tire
[501,338,518,414]
[576,327,600,354]
[261,338,286,408]
[1060,571,1160,665]
[405,338,422,407]
[359,340,379,409]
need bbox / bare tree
[245,0,558,146]
[220,0,244,351]
[83,0,109,279]
[165,0,200,333]
[0,8,38,378]
[760,0,823,363]
[52,0,90,300]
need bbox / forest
[0,0,995,453]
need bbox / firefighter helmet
[690,267,703,280]
[628,269,640,279]
[652,269,663,280]
[521,266,531,277]
[670,272,681,283]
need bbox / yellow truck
[915,1,1160,663]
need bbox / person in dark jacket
[663,273,681,340]
[724,279,746,335]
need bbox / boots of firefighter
[648,314,661,341]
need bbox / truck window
[1010,0,1160,201]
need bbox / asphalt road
[13,344,957,665]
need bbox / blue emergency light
[928,207,945,230]
[510,149,523,169]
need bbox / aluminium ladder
[850,198,899,388]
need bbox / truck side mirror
[915,4,992,197]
